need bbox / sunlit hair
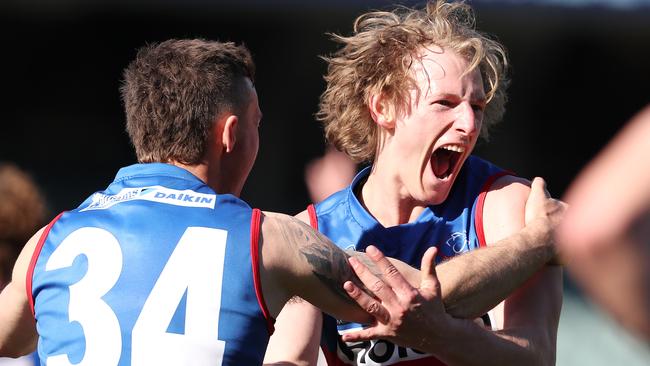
[318,0,509,163]
[121,39,255,164]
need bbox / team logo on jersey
[81,186,216,211]
[445,231,469,254]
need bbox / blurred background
[1,0,649,363]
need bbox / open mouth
[431,145,464,179]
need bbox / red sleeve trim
[474,172,513,248]
[27,212,64,316]
[307,204,318,230]
[250,208,275,335]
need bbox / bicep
[482,176,562,351]
[504,266,562,330]
[482,176,528,320]
[259,212,371,324]
[0,227,43,356]
[482,176,530,241]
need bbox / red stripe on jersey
[307,204,319,230]
[27,212,64,316]
[250,208,275,335]
[474,171,514,247]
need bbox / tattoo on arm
[345,250,384,278]
[279,221,359,307]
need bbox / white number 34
[44,226,227,366]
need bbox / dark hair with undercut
[121,38,255,164]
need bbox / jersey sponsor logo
[334,315,493,365]
[81,186,216,211]
[336,324,432,365]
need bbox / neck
[359,167,426,227]
[167,160,210,185]
[168,160,238,195]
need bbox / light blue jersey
[307,155,509,366]
[28,163,272,365]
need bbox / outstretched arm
[258,211,383,324]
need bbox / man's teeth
[440,145,465,153]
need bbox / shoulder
[485,175,531,205]
[315,189,349,214]
[482,175,532,244]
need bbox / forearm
[346,250,420,286]
[347,220,555,320]
[423,318,550,366]
[264,299,322,366]
[437,219,555,319]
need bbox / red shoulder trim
[27,212,64,316]
[474,171,513,248]
[307,204,318,230]
[250,208,275,335]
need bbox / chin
[421,188,451,206]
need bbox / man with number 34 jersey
[0,39,388,365]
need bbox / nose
[454,102,479,136]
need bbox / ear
[368,93,395,130]
[222,115,238,153]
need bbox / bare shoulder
[488,175,531,198]
[485,175,531,213]
[482,175,531,244]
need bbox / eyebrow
[426,92,487,107]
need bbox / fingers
[348,255,399,307]
[418,247,441,298]
[340,326,381,343]
[525,176,551,225]
[365,246,414,297]
[530,176,550,199]
[343,280,390,324]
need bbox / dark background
[1,0,649,218]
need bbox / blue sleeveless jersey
[308,155,508,365]
[28,163,272,365]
